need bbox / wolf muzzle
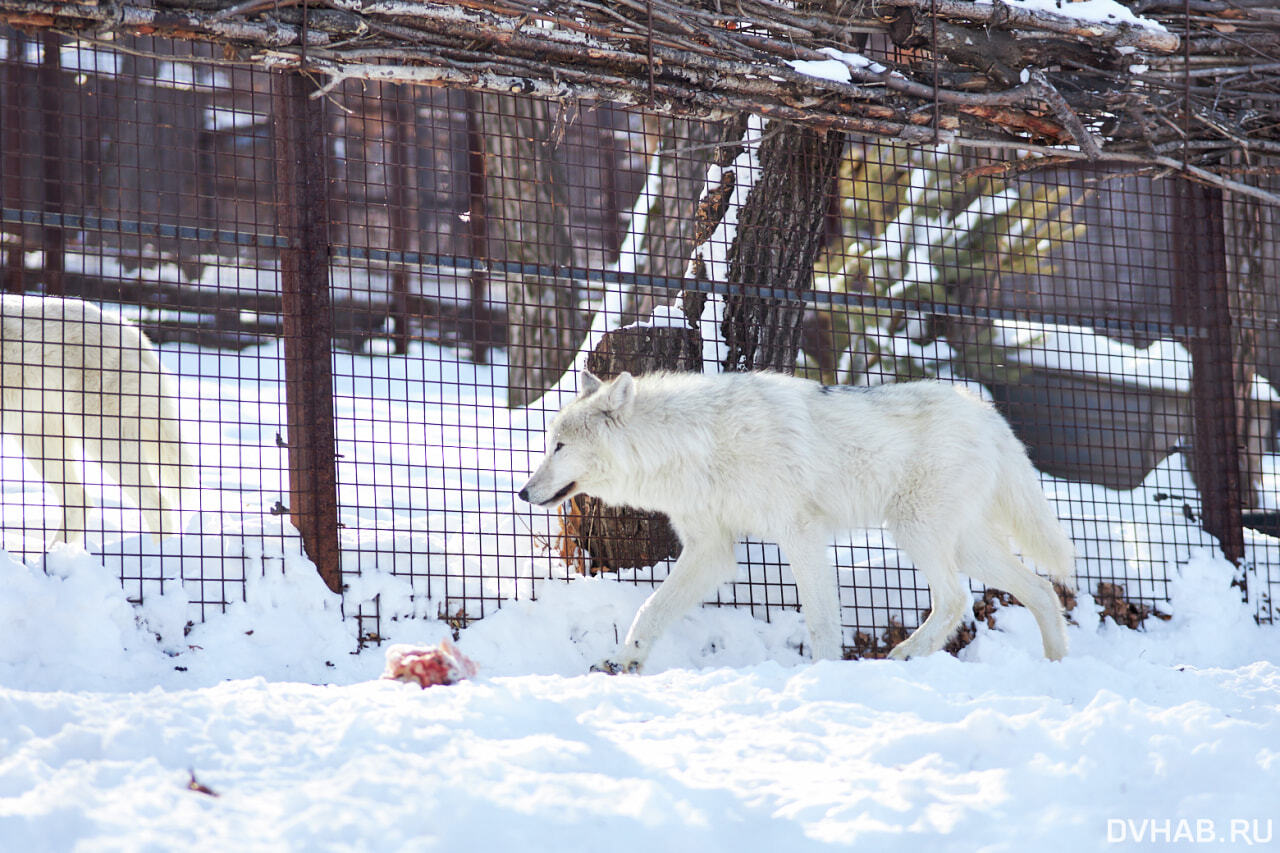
[517,481,576,506]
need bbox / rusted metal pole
[38,31,64,296]
[3,31,28,293]
[387,86,413,355]
[1171,177,1245,565]
[271,70,343,594]
[463,89,490,364]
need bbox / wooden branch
[2,0,329,44]
[955,137,1280,207]
[876,0,1181,53]
[1028,69,1102,159]
[276,53,941,141]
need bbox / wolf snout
[517,480,577,506]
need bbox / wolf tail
[995,439,1076,581]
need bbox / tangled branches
[4,0,1279,200]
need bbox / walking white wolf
[520,370,1075,669]
[1,294,195,546]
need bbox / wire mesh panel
[3,24,1277,659]
[1,31,301,620]
[807,143,1226,644]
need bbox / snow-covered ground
[2,334,1279,851]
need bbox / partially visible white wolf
[520,370,1075,669]
[1,294,195,546]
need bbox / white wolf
[519,370,1075,670]
[1,294,195,546]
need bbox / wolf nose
[517,487,530,503]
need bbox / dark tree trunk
[683,114,750,326]
[489,95,589,409]
[621,116,724,326]
[1223,157,1267,510]
[720,122,846,373]
[561,325,701,570]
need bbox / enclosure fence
[2,22,1278,655]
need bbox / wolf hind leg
[20,421,88,546]
[961,531,1069,660]
[888,527,970,660]
[154,395,195,535]
[617,530,738,672]
[778,531,843,661]
[88,434,168,536]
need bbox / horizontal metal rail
[3,205,1210,340]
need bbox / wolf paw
[590,659,641,675]
[886,644,914,661]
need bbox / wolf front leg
[778,531,844,661]
[611,528,739,672]
[86,433,168,538]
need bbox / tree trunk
[683,113,751,327]
[560,325,701,570]
[720,122,846,372]
[488,95,590,409]
[620,116,725,326]
[1223,156,1268,510]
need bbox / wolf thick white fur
[520,370,1075,669]
[1,294,194,545]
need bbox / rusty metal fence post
[463,89,491,364]
[271,71,343,594]
[1171,177,1246,565]
[388,86,413,356]
[3,31,26,293]
[37,31,63,296]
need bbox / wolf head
[517,370,636,507]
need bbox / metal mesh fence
[3,28,1277,656]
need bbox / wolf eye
[554,442,565,453]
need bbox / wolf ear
[578,370,603,398]
[604,372,636,419]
